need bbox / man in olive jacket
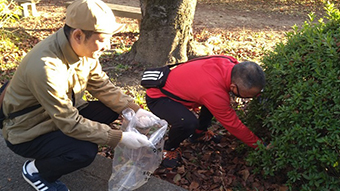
[0,0,158,190]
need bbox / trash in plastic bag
[108,108,168,191]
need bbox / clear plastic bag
[108,108,168,191]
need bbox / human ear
[71,29,84,43]
[230,83,236,91]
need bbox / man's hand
[120,132,152,149]
[266,143,273,150]
[135,109,160,127]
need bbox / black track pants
[146,95,213,150]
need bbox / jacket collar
[56,28,80,66]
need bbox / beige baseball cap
[66,0,124,34]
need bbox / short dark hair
[231,61,266,90]
[63,24,95,41]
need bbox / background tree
[126,0,210,67]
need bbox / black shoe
[188,130,222,144]
[161,147,182,169]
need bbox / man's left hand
[135,109,160,127]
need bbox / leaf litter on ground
[1,0,330,190]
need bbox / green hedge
[244,2,340,190]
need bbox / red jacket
[146,55,261,148]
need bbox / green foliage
[131,90,148,110]
[0,29,21,71]
[0,0,22,72]
[244,2,340,190]
[0,0,21,27]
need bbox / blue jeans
[6,101,119,182]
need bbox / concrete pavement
[0,131,187,191]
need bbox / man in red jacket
[145,55,266,169]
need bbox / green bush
[244,2,340,190]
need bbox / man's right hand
[120,132,151,149]
[266,143,273,150]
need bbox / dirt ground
[6,0,319,86]
[194,3,310,32]
[95,0,322,87]
[105,0,320,32]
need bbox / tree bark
[127,0,197,67]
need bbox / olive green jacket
[2,28,140,147]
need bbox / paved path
[0,132,187,191]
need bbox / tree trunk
[127,0,197,67]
